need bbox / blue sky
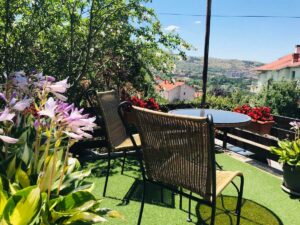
[147,0,300,63]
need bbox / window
[292,71,296,80]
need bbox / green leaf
[3,186,42,225]
[21,144,31,166]
[52,169,91,192]
[62,212,107,224]
[6,156,16,180]
[0,190,8,216]
[270,147,283,156]
[15,166,30,188]
[38,154,62,193]
[293,141,300,153]
[55,191,96,212]
[9,182,20,195]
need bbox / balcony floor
[87,153,300,225]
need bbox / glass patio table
[169,108,251,148]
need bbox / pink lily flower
[69,117,96,130]
[34,73,56,82]
[52,92,68,101]
[0,108,15,123]
[64,108,86,122]
[49,78,70,94]
[0,129,18,143]
[63,131,84,140]
[290,121,300,130]
[38,97,57,118]
[12,71,29,90]
[12,98,31,111]
[0,135,19,143]
[0,93,7,102]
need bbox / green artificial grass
[86,153,300,225]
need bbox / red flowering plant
[233,105,274,122]
[128,96,160,110]
[121,90,160,111]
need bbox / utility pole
[200,0,212,108]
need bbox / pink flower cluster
[0,71,96,143]
[12,71,70,101]
[38,98,96,140]
[233,105,274,122]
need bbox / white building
[156,80,196,103]
[254,45,300,92]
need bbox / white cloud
[195,21,201,24]
[164,25,180,32]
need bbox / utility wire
[158,12,300,19]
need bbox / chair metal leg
[121,150,126,175]
[103,153,111,197]
[235,175,244,225]
[210,200,216,225]
[179,187,183,210]
[137,180,146,225]
[187,192,192,222]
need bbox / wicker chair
[87,90,141,197]
[120,104,244,225]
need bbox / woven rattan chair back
[133,106,215,201]
[96,90,128,150]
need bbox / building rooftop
[156,80,185,91]
[256,45,300,71]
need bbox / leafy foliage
[0,72,117,224]
[271,140,300,166]
[257,81,300,118]
[0,0,190,103]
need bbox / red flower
[233,105,273,122]
[128,96,159,110]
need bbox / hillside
[173,56,263,79]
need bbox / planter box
[245,120,275,135]
[282,164,300,196]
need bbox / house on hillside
[156,80,196,103]
[253,45,300,92]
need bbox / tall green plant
[0,71,117,224]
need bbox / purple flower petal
[0,135,18,144]
[0,93,7,102]
[0,108,15,122]
[13,99,31,111]
[38,97,57,118]
[64,131,83,140]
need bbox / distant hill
[172,56,263,79]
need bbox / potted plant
[271,121,300,195]
[121,94,160,124]
[233,105,275,134]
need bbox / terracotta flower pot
[245,120,275,135]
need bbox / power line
[158,12,300,19]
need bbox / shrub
[257,81,300,118]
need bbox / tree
[258,81,300,118]
[0,0,190,103]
